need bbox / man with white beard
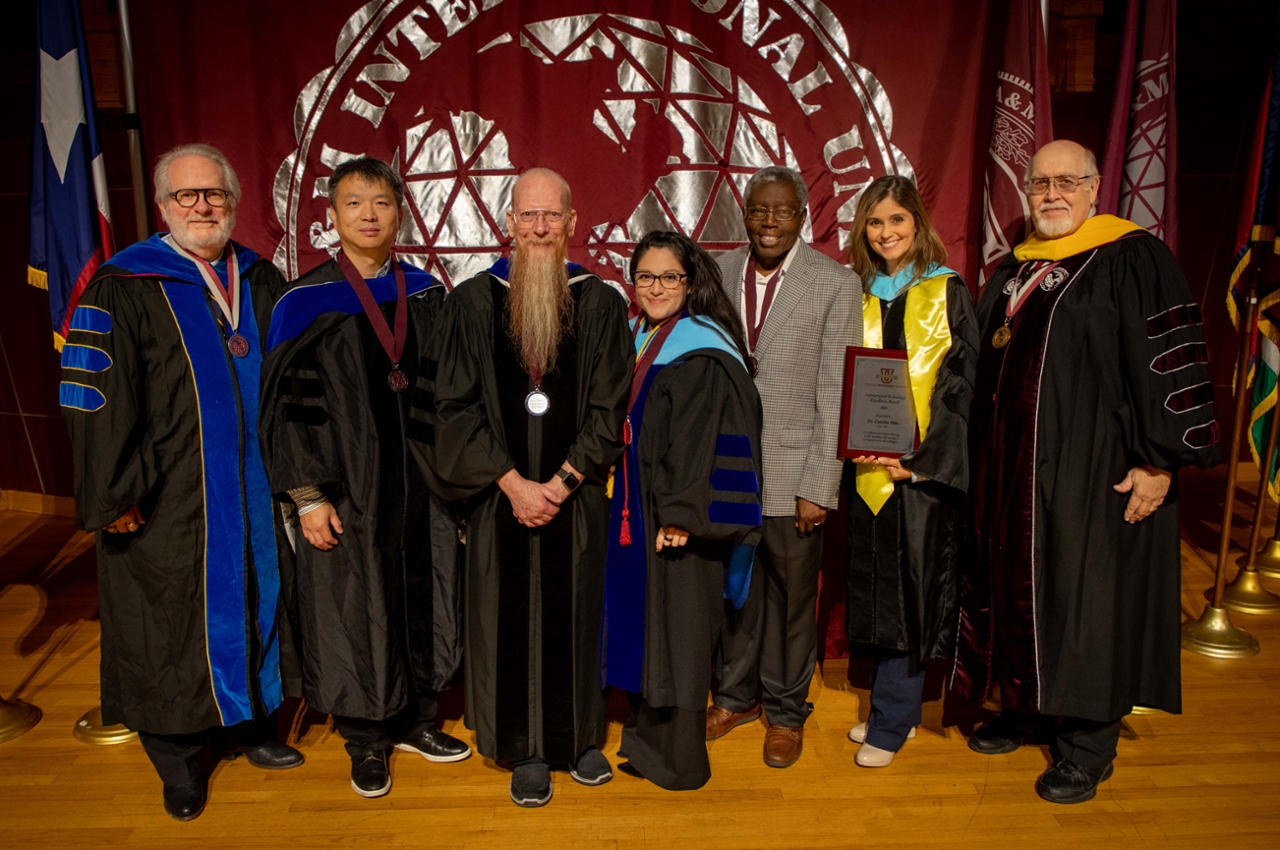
[952,140,1221,803]
[60,144,303,821]
[418,168,632,808]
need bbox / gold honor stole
[1013,214,1145,261]
[855,273,954,515]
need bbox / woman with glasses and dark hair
[601,231,763,791]
[840,176,979,768]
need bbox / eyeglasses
[515,209,565,225]
[1023,175,1096,195]
[169,188,230,208]
[745,206,800,222]
[633,272,688,290]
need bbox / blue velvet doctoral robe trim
[266,260,439,352]
[603,314,757,691]
[110,233,261,286]
[147,246,281,726]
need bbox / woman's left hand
[655,526,690,552]
[876,457,913,482]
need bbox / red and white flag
[978,0,1054,286]
[1103,0,1177,247]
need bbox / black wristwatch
[556,468,581,492]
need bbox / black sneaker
[968,714,1043,755]
[350,752,391,798]
[569,746,613,786]
[1036,758,1114,804]
[393,727,472,763]
[235,740,305,770]
[509,759,552,808]
[162,780,207,822]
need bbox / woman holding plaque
[841,176,979,768]
[601,231,763,791]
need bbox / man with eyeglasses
[418,167,631,807]
[708,165,861,769]
[59,144,303,821]
[953,140,1221,803]
[260,156,469,800]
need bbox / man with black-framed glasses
[418,167,632,808]
[60,144,303,821]
[954,139,1221,804]
[709,165,861,769]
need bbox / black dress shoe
[163,780,207,822]
[393,727,472,763]
[1036,759,1114,804]
[236,740,305,770]
[968,715,1044,755]
[350,752,391,798]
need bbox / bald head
[1024,140,1100,239]
[511,168,572,212]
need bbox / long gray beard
[506,245,573,377]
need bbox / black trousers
[714,515,824,727]
[138,714,278,786]
[998,710,1123,769]
[334,687,439,759]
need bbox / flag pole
[1182,239,1265,658]
[116,0,149,244]
[1221,326,1280,612]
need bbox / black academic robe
[845,277,978,663]
[603,319,763,790]
[416,263,632,765]
[953,231,1221,722]
[259,258,459,721]
[60,234,298,735]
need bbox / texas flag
[28,0,113,350]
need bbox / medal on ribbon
[165,236,248,358]
[336,251,410,393]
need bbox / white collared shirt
[739,240,801,334]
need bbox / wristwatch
[556,467,581,492]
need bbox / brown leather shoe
[763,723,803,768]
[705,703,761,741]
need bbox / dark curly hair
[630,231,751,368]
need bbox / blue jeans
[864,652,925,752]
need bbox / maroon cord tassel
[619,510,632,545]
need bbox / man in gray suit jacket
[708,166,861,767]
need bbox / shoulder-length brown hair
[843,176,948,287]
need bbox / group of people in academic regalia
[59,136,1220,822]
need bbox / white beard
[163,207,236,256]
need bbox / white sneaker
[847,722,916,744]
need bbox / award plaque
[837,346,918,460]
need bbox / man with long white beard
[952,140,1221,803]
[60,144,303,821]
[417,168,632,808]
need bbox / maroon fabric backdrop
[131,0,998,658]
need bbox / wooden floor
[2,465,1279,849]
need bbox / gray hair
[743,166,808,210]
[153,143,241,206]
[327,156,405,209]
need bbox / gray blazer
[718,241,862,516]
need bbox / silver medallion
[526,389,550,417]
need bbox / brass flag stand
[72,705,137,746]
[0,694,41,744]
[1221,378,1280,613]
[1251,513,1280,579]
[1182,238,1267,658]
